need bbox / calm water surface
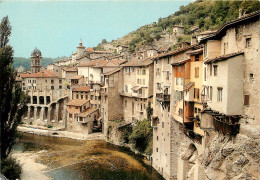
[14,133,164,180]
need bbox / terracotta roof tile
[63,67,78,72]
[78,108,98,117]
[71,75,84,80]
[86,47,94,52]
[103,67,122,76]
[72,86,90,92]
[20,70,58,78]
[204,52,244,64]
[171,59,190,66]
[67,99,89,106]
[183,82,195,91]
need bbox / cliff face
[201,125,260,180]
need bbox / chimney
[239,8,243,18]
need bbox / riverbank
[18,125,105,141]
[12,152,50,180]
[13,133,164,180]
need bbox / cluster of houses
[17,10,259,179]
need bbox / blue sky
[0,1,191,58]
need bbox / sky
[0,0,191,58]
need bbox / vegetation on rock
[129,119,153,155]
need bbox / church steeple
[31,47,42,73]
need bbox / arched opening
[39,96,44,104]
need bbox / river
[14,133,164,180]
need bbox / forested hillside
[100,0,259,52]
[13,57,68,70]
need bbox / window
[210,86,213,101]
[125,68,128,73]
[204,67,207,81]
[244,95,250,105]
[195,54,199,61]
[246,38,251,48]
[125,85,128,93]
[81,95,83,99]
[213,65,218,76]
[142,70,146,75]
[166,71,170,80]
[59,86,62,89]
[76,94,79,99]
[157,83,161,90]
[156,60,158,64]
[178,66,181,72]
[167,57,170,64]
[137,70,140,75]
[157,136,158,141]
[125,100,127,108]
[45,79,47,83]
[51,79,54,84]
[204,44,207,57]
[195,108,197,113]
[156,68,160,76]
[137,79,140,84]
[51,86,54,90]
[194,88,200,99]
[85,95,88,100]
[176,78,179,85]
[59,79,62,84]
[69,114,72,118]
[195,67,199,78]
[162,122,164,128]
[178,108,183,116]
[217,87,223,102]
[210,64,212,76]
[250,73,254,80]
[180,78,183,85]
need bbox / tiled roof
[71,75,84,80]
[20,70,58,78]
[67,99,89,106]
[183,82,195,91]
[86,47,94,52]
[78,108,98,117]
[110,59,127,65]
[63,67,78,72]
[155,44,201,59]
[171,59,190,66]
[186,48,203,55]
[121,58,153,67]
[78,59,108,67]
[72,86,90,92]
[103,67,122,76]
[204,52,244,64]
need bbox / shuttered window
[195,67,199,78]
[244,95,250,105]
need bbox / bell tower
[31,47,42,73]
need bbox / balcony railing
[156,93,170,102]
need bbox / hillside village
[15,7,260,180]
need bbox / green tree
[129,119,153,155]
[0,16,27,160]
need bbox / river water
[14,133,164,180]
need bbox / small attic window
[246,38,251,48]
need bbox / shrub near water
[129,119,153,155]
[0,157,22,180]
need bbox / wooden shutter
[244,95,250,105]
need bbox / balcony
[156,93,170,102]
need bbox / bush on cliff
[129,119,153,155]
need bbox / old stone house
[120,58,154,123]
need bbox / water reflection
[15,133,164,180]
